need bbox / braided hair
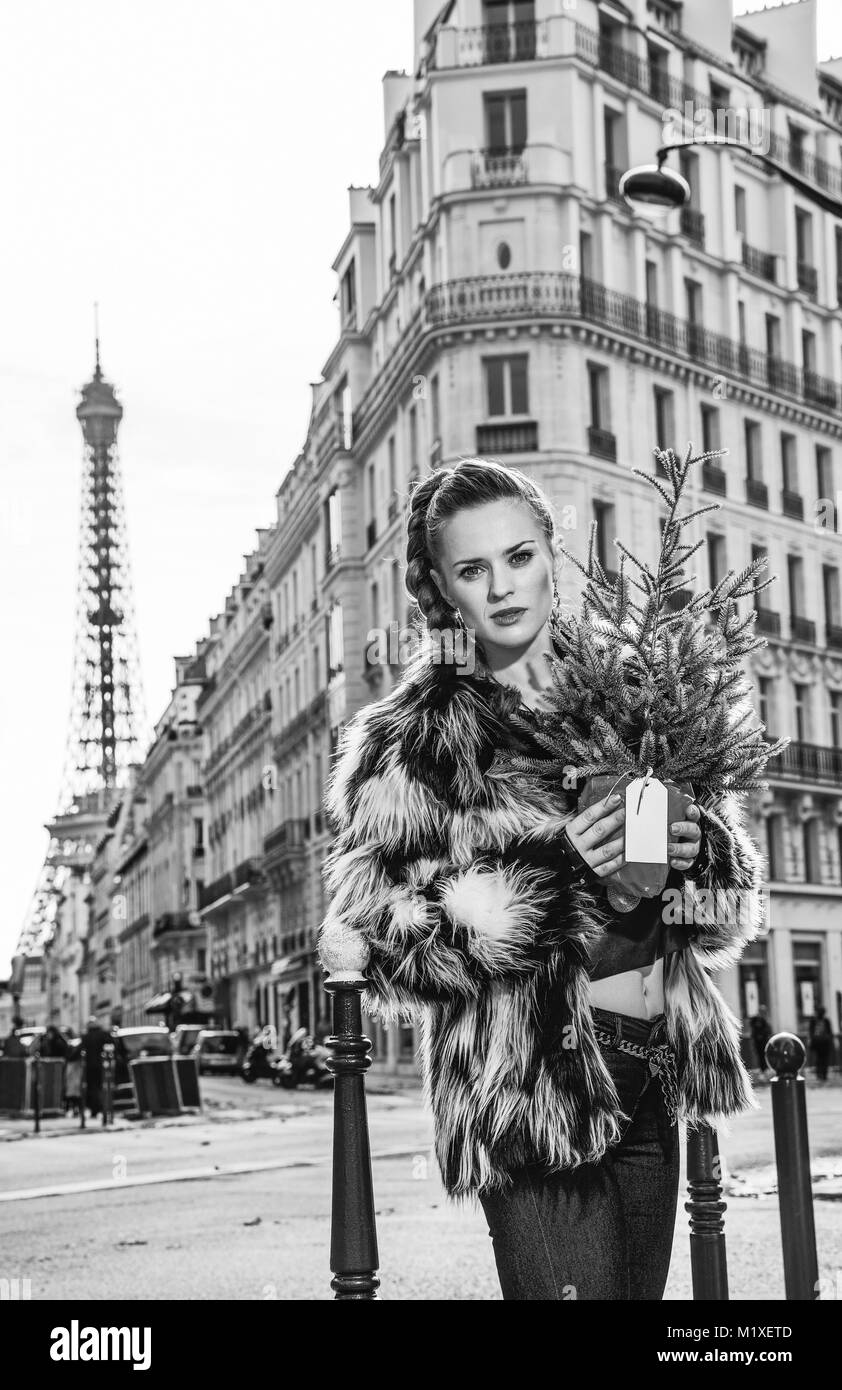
[403,457,561,661]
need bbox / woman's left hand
[669,802,703,872]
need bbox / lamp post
[620,136,842,219]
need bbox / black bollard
[767,1032,819,1301]
[32,1044,41,1136]
[102,1044,115,1128]
[322,971,380,1301]
[685,1123,729,1299]
[79,1048,86,1130]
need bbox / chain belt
[592,1027,681,1129]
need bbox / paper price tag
[624,776,668,863]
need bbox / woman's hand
[565,794,703,879]
[668,802,703,873]
[564,792,626,879]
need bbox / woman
[318,458,762,1300]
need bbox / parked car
[172,1024,205,1057]
[113,1026,173,1109]
[191,1030,241,1076]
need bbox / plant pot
[578,772,695,912]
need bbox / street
[1,1074,841,1300]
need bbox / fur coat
[317,629,764,1202]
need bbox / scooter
[240,1039,284,1084]
[275,1029,333,1090]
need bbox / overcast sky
[1,1,840,979]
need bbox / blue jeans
[478,1008,680,1300]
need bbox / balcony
[153,912,196,940]
[702,463,727,495]
[680,208,705,248]
[790,615,817,644]
[741,243,776,283]
[826,624,842,649]
[198,871,235,911]
[755,607,781,636]
[588,426,617,461]
[433,19,544,68]
[746,477,769,509]
[476,421,538,454]
[766,738,842,784]
[604,163,624,204]
[781,489,804,520]
[797,262,818,297]
[471,146,528,189]
[421,274,842,420]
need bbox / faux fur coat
[317,629,764,1202]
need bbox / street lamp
[620,136,842,219]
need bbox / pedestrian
[81,1016,110,1118]
[809,1006,834,1082]
[750,1006,773,1077]
[43,1025,70,1059]
[64,1041,82,1116]
[317,458,762,1301]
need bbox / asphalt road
[1,1074,840,1300]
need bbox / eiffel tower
[12,332,148,1023]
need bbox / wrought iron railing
[476,421,539,454]
[742,243,777,283]
[588,426,617,461]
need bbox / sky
[1,0,841,979]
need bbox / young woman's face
[429,499,555,655]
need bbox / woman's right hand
[565,792,626,880]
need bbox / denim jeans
[478,1008,680,1301]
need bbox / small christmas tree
[501,443,790,905]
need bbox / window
[781,433,798,493]
[603,109,625,175]
[765,815,784,881]
[484,90,527,154]
[367,462,376,520]
[484,355,529,416]
[370,580,379,631]
[737,299,747,344]
[739,937,770,1022]
[193,817,204,851]
[802,822,821,883]
[787,554,805,618]
[789,123,806,173]
[653,386,675,450]
[388,193,397,272]
[734,184,746,235]
[823,566,841,630]
[482,0,536,62]
[645,258,658,307]
[587,363,610,430]
[707,532,727,590]
[328,601,344,678]
[802,329,816,372]
[340,261,356,329]
[388,435,396,499]
[765,313,781,359]
[701,403,720,453]
[793,681,810,742]
[678,150,700,209]
[580,230,593,280]
[757,675,773,733]
[593,500,615,574]
[430,374,440,443]
[326,489,342,558]
[829,689,842,747]
[497,241,512,270]
[744,420,762,480]
[816,446,834,500]
[795,207,812,264]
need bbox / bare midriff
[587,957,665,1020]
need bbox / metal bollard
[102,1043,115,1128]
[32,1046,41,1136]
[79,1048,86,1129]
[767,1032,819,1301]
[685,1123,729,1300]
[321,930,380,1301]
